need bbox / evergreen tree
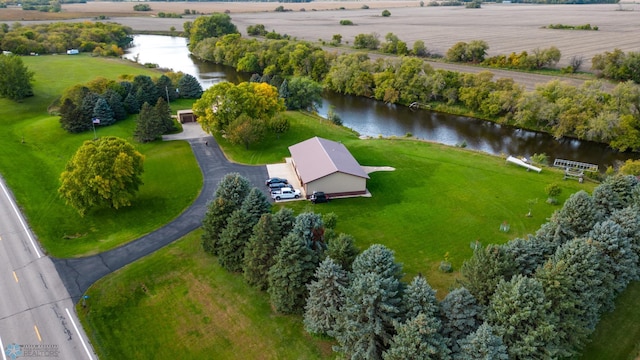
[535,238,614,357]
[134,102,163,143]
[272,206,295,239]
[592,182,622,218]
[459,244,516,305]
[243,214,281,290]
[92,96,115,126]
[335,271,403,360]
[154,97,175,134]
[457,323,508,360]
[123,91,140,114]
[383,313,451,360]
[440,287,483,356]
[304,257,349,336]
[133,75,160,106]
[610,205,640,259]
[80,92,100,125]
[59,98,90,133]
[178,73,203,98]
[326,233,359,271]
[218,209,253,272]
[605,174,639,208]
[201,173,251,255]
[155,74,178,102]
[554,190,602,241]
[503,236,556,276]
[268,232,317,314]
[239,187,272,225]
[403,275,439,320]
[290,212,325,254]
[278,78,289,102]
[249,73,261,83]
[105,90,127,121]
[202,197,235,255]
[486,275,555,359]
[335,245,404,360]
[589,220,639,293]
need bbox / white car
[271,187,301,201]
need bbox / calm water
[124,35,637,169]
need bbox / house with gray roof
[288,137,369,198]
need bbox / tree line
[55,72,203,142]
[0,21,133,56]
[186,18,640,152]
[202,172,640,359]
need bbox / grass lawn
[215,111,593,291]
[0,54,202,257]
[79,229,335,360]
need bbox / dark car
[266,177,288,187]
[310,191,329,204]
[268,181,290,190]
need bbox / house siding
[305,172,366,197]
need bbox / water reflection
[124,35,637,169]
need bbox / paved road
[0,177,95,360]
[53,133,269,303]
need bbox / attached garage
[289,137,369,198]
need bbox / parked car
[310,191,329,204]
[266,177,288,187]
[268,181,290,190]
[271,187,301,201]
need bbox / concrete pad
[266,158,306,199]
[162,122,209,141]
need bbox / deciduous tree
[58,136,144,216]
[0,53,34,100]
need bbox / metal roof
[288,137,369,183]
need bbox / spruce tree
[326,233,359,271]
[290,212,325,254]
[403,275,439,320]
[589,220,638,293]
[303,257,349,336]
[267,232,317,314]
[457,323,508,360]
[214,172,251,209]
[201,197,235,255]
[154,97,175,134]
[178,73,203,98]
[80,92,100,125]
[155,74,178,101]
[92,96,115,126]
[503,236,556,276]
[592,182,622,218]
[535,238,614,357]
[59,98,90,133]
[133,75,160,106]
[134,102,163,143]
[243,214,280,290]
[239,187,272,225]
[218,209,253,272]
[554,190,602,240]
[123,91,140,114]
[105,90,127,121]
[272,206,295,239]
[383,313,451,360]
[486,275,555,359]
[440,287,483,356]
[459,244,516,305]
[610,205,640,259]
[335,245,404,359]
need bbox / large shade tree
[0,53,34,100]
[58,136,144,216]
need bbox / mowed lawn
[80,229,336,360]
[0,55,202,257]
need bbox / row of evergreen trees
[202,172,639,359]
[57,73,203,134]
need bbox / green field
[0,55,202,257]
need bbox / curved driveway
[53,129,269,303]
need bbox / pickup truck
[271,187,301,201]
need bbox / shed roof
[289,137,369,183]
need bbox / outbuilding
[289,137,369,198]
[177,110,197,123]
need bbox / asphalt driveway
[53,132,269,303]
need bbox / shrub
[530,153,548,166]
[361,4,370,9]
[133,4,151,11]
[247,24,267,36]
[465,1,481,8]
[274,5,286,12]
[340,19,354,25]
[381,9,391,17]
[354,33,380,50]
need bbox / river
[124,35,636,170]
